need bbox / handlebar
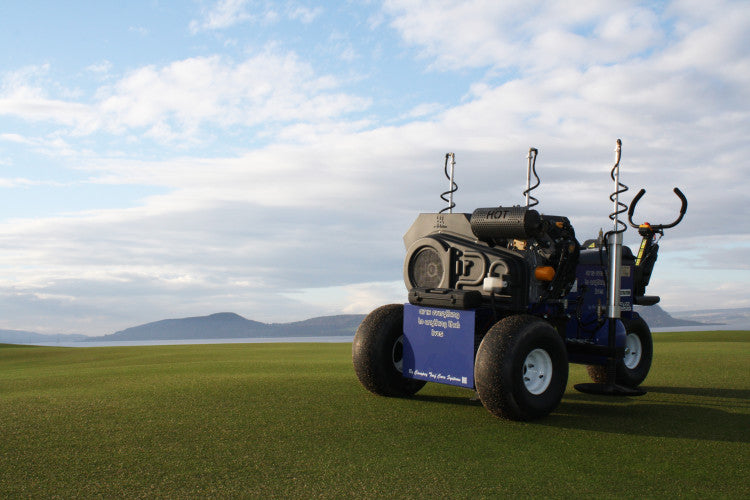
[628,187,688,230]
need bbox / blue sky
[1,0,749,335]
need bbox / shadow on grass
[397,379,750,443]
[411,393,483,408]
[645,385,750,402]
[408,385,749,443]
[545,389,750,443]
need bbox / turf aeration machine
[353,141,688,420]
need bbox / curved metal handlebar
[628,187,688,230]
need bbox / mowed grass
[1,331,748,498]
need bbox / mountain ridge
[0,329,89,344]
[3,305,747,345]
[83,312,367,341]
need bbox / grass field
[1,331,748,498]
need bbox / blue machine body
[562,262,632,365]
[402,256,634,390]
[402,304,477,389]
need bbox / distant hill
[83,312,367,342]
[634,304,706,327]
[88,312,269,341]
[0,329,89,344]
[6,306,748,345]
[77,306,725,342]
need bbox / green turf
[1,332,748,498]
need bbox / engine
[403,207,580,311]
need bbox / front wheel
[475,315,568,421]
[352,304,426,397]
[586,316,653,387]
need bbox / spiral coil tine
[439,152,457,214]
[608,139,628,235]
[523,147,540,208]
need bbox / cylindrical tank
[470,207,542,241]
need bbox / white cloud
[399,102,444,120]
[1,131,79,157]
[0,92,94,128]
[86,60,113,75]
[383,0,669,72]
[283,281,406,316]
[0,177,36,188]
[0,133,31,144]
[287,5,322,24]
[128,26,149,37]
[190,0,253,32]
[190,0,323,32]
[0,66,98,132]
[652,268,750,313]
[0,50,370,144]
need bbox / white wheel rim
[623,333,642,370]
[523,348,553,395]
[392,335,404,373]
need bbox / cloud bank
[0,1,748,334]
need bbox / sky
[0,0,749,335]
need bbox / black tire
[352,304,426,397]
[586,316,653,387]
[474,315,568,421]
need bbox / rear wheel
[586,316,653,387]
[352,304,426,397]
[475,315,568,421]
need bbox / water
[21,336,355,348]
[14,323,747,348]
[651,323,746,333]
